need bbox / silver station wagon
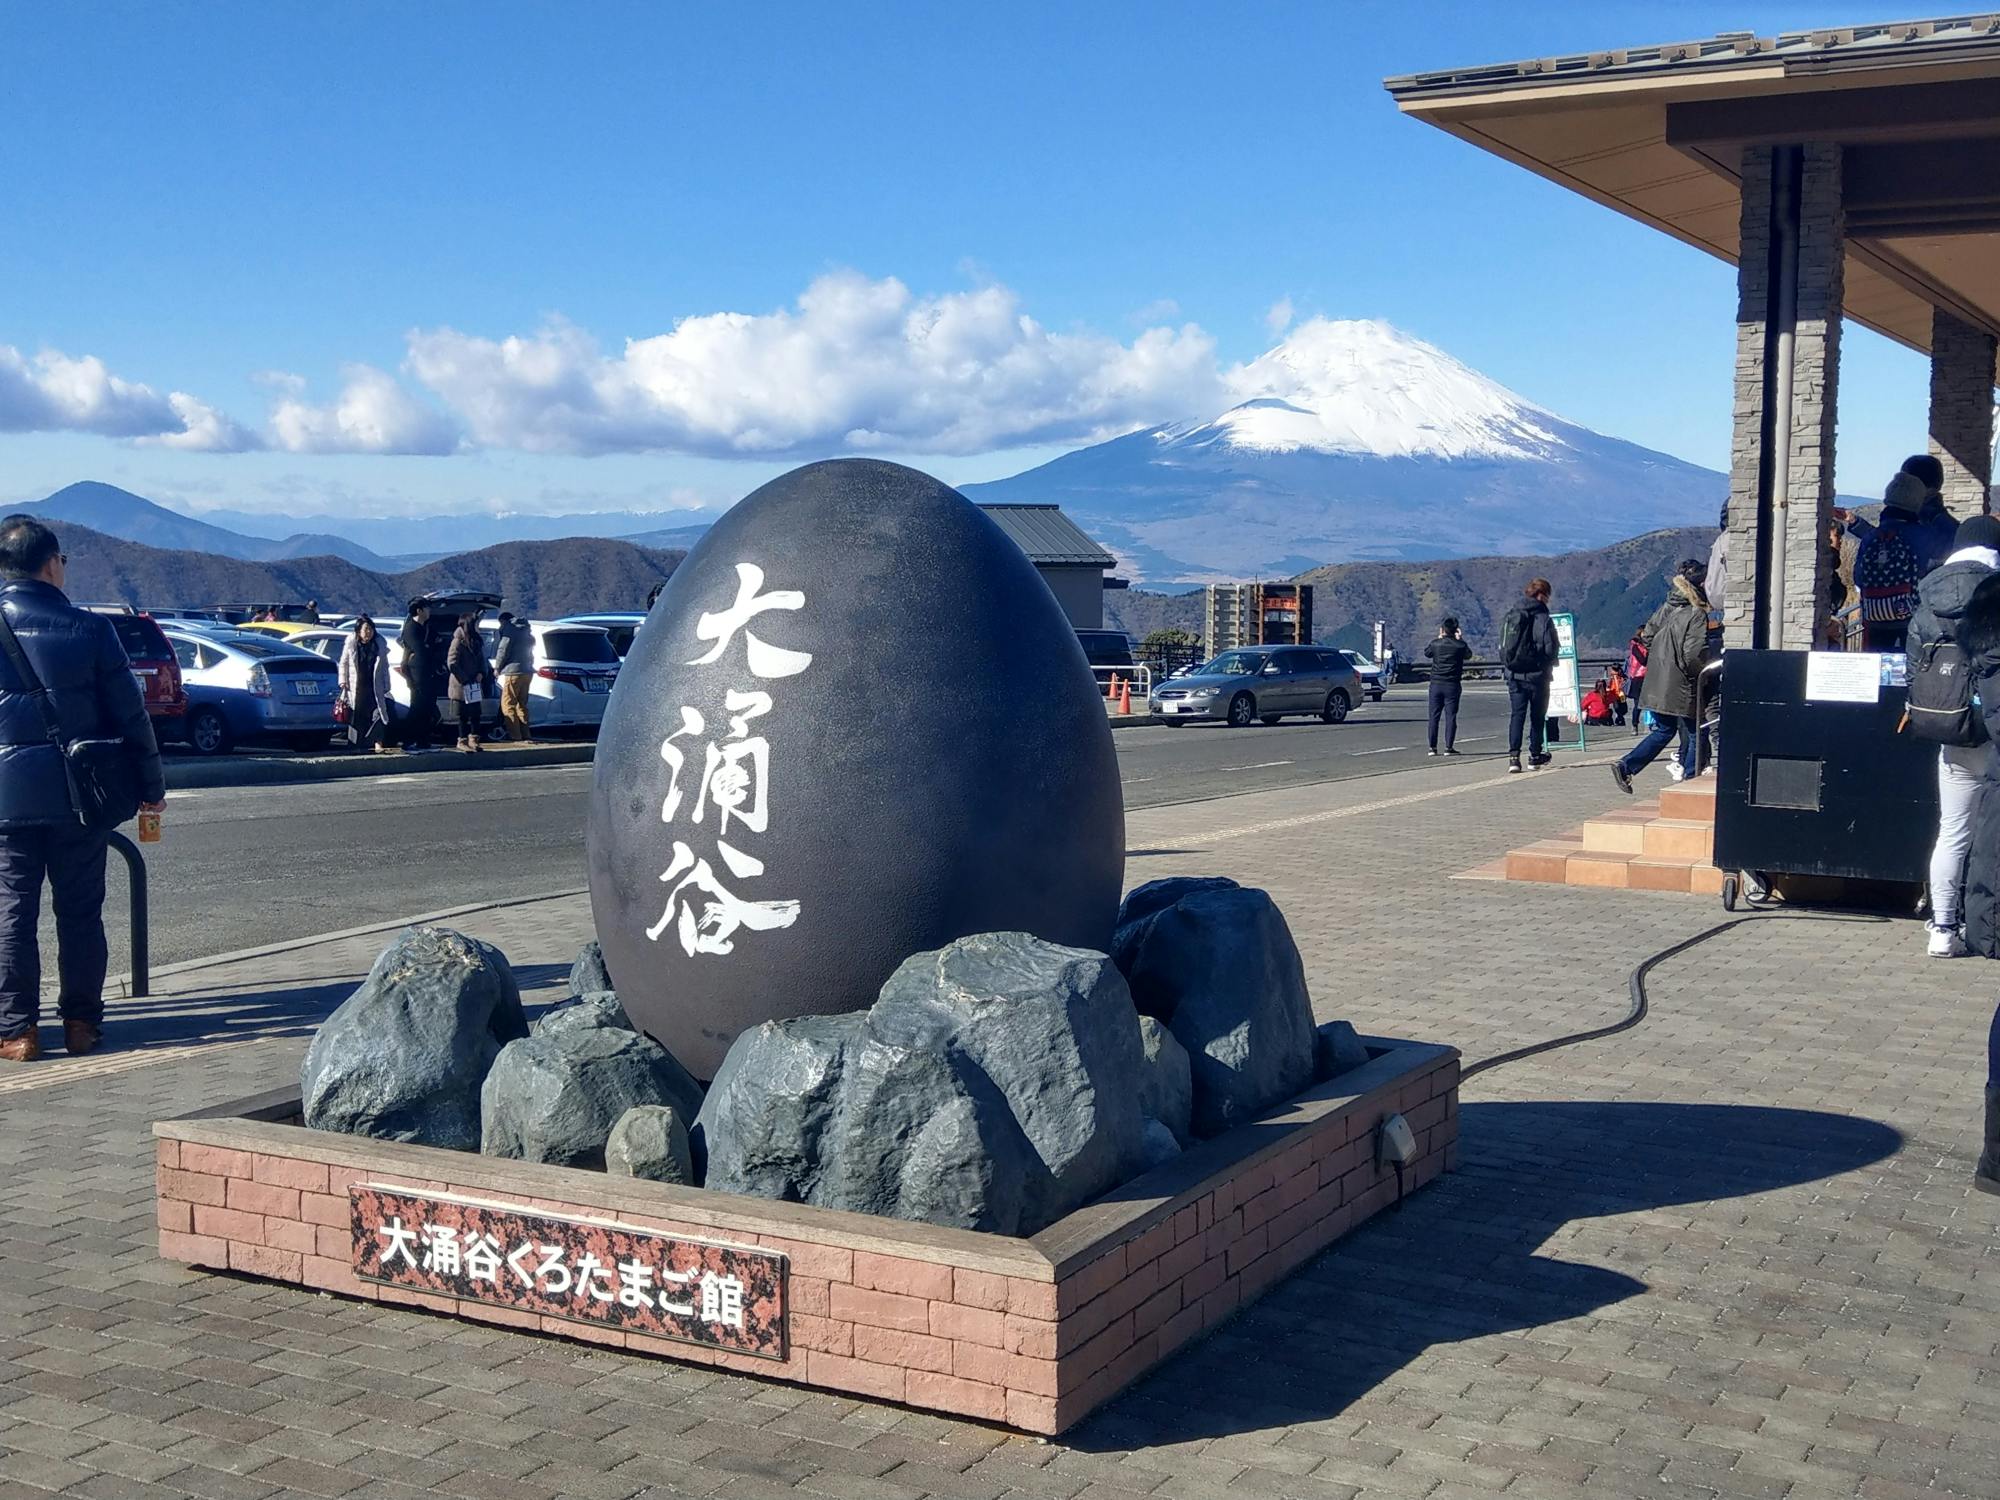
[1148,645,1363,728]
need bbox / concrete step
[1579,809,1655,854]
[1504,839,1584,884]
[1643,818,1715,860]
[1659,779,1718,821]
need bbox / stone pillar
[1725,143,1844,651]
[1783,143,1843,652]
[1723,149,1773,652]
[1929,308,1997,519]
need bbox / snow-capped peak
[1157,318,1568,462]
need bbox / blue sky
[0,1,1935,522]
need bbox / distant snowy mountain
[965,319,1723,582]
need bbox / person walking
[493,611,535,742]
[397,600,435,751]
[447,612,489,752]
[1422,618,1471,756]
[0,516,165,1062]
[1498,578,1559,773]
[338,615,392,753]
[1611,561,1712,794]
[1907,515,2000,959]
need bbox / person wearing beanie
[1909,513,2000,961]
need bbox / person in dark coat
[0,517,165,1061]
[447,613,490,752]
[1612,561,1712,794]
[1499,578,1560,773]
[1907,515,2000,959]
[1945,568,2000,1194]
[1422,617,1472,756]
[397,601,435,751]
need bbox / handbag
[333,696,351,725]
[0,605,143,831]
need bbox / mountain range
[49,522,683,620]
[14,320,1726,586]
[963,320,1724,581]
[1105,525,1719,658]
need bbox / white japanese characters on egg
[645,563,813,958]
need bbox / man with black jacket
[0,517,165,1062]
[1422,617,1472,755]
[398,601,435,751]
[1499,578,1560,773]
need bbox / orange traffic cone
[1119,681,1132,715]
[1107,672,1121,704]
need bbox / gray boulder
[301,926,526,1151]
[697,932,1155,1235]
[817,1034,1051,1234]
[1137,1118,1182,1172]
[533,990,634,1037]
[1137,1015,1193,1146]
[694,1014,858,1198]
[606,1105,694,1184]
[1111,876,1239,973]
[570,940,615,999]
[1115,884,1316,1139]
[1315,1020,1371,1081]
[872,933,1146,1222]
[482,1026,704,1169]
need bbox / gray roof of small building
[979,504,1116,567]
[1386,14,2000,97]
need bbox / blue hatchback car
[164,629,341,754]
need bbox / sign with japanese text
[350,1186,787,1359]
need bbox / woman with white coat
[337,615,393,752]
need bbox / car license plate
[1164,702,1192,714]
[584,677,611,693]
[293,679,322,697]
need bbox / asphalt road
[52,683,1562,978]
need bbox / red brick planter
[155,1036,1457,1433]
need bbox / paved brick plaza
[1,749,1994,1499]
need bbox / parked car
[479,620,621,730]
[1148,645,1361,727]
[288,628,350,661]
[1076,629,1136,670]
[163,629,341,754]
[555,613,646,657]
[1339,650,1388,701]
[82,606,186,739]
[236,620,324,640]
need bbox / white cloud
[0,345,253,451]
[266,364,459,455]
[403,272,1226,457]
[1265,297,1295,336]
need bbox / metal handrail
[107,831,149,999]
[1092,664,1152,712]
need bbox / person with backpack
[1499,578,1559,773]
[1906,514,2000,959]
[1611,561,1712,794]
[1940,569,2000,1194]
[1854,472,1929,651]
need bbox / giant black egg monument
[587,459,1124,1078]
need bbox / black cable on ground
[1461,908,1891,1081]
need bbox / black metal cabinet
[1713,649,1938,884]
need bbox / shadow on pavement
[1071,1100,1902,1448]
[98,960,573,1050]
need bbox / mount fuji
[963,319,1723,582]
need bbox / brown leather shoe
[0,1030,41,1063]
[62,1020,101,1057]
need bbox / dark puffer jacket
[0,580,165,829]
[1954,573,2000,956]
[1634,577,1712,720]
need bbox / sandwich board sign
[1548,611,1584,748]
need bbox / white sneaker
[1666,760,1687,782]
[1928,924,1969,959]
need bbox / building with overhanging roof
[978,503,1118,629]
[1387,15,2000,650]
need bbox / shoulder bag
[0,606,143,831]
